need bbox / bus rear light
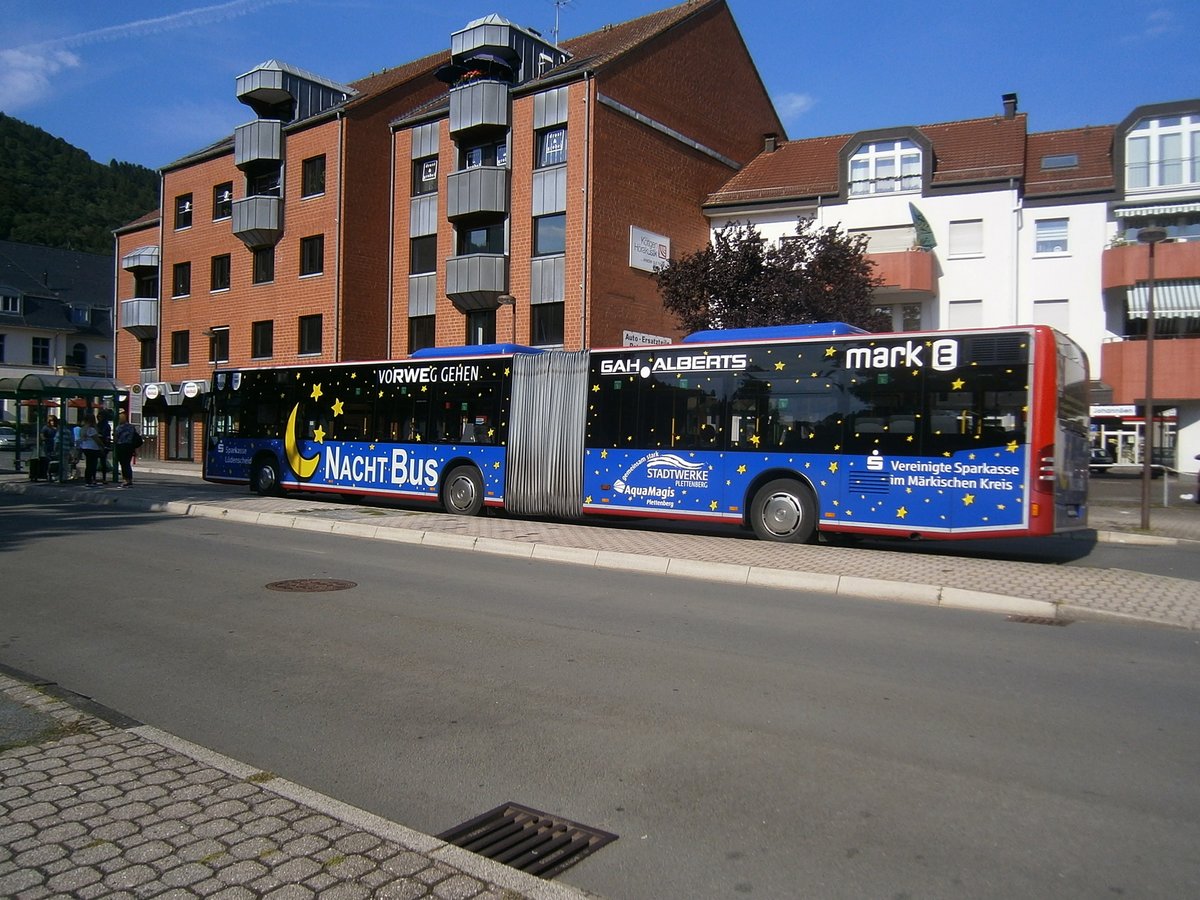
[1031,503,1040,517]
[1038,455,1055,482]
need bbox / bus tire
[252,455,283,497]
[750,478,816,543]
[442,465,484,517]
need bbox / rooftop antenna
[552,0,573,46]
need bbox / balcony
[232,196,282,248]
[868,248,936,294]
[120,298,158,340]
[1102,240,1200,289]
[234,119,283,168]
[446,166,509,221]
[1101,337,1200,404]
[449,80,510,136]
[446,253,508,311]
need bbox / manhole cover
[265,579,357,593]
[438,802,617,879]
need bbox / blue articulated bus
[204,323,1090,542]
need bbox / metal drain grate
[437,802,617,879]
[265,579,356,592]
[1007,615,1071,626]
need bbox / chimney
[764,133,778,153]
[1002,93,1018,119]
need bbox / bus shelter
[0,373,126,480]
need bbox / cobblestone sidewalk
[0,674,590,900]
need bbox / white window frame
[1125,114,1200,191]
[1,294,20,314]
[948,220,984,258]
[849,140,921,196]
[1035,218,1069,255]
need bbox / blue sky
[1,0,1197,170]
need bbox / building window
[171,330,189,365]
[172,262,191,298]
[134,271,157,298]
[533,213,566,256]
[531,302,564,346]
[465,310,495,345]
[1041,154,1079,170]
[32,336,50,366]
[458,224,505,255]
[298,314,322,355]
[1035,218,1069,254]
[1,294,19,314]
[174,193,193,229]
[252,247,274,284]
[247,166,281,197]
[411,235,437,274]
[300,235,324,277]
[463,141,506,169]
[1125,114,1200,189]
[409,315,434,353]
[301,155,326,197]
[947,299,983,329]
[1033,298,1069,333]
[536,127,566,168]
[210,254,231,292]
[413,157,438,195]
[251,320,273,359]
[213,182,233,220]
[208,327,230,363]
[139,337,156,370]
[849,140,921,195]
[948,220,984,257]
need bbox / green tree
[656,219,889,333]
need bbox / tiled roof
[1025,125,1115,197]
[557,0,720,73]
[707,113,1031,207]
[346,49,446,105]
[0,241,114,333]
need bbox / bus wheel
[253,456,282,497]
[442,466,484,516]
[750,479,816,543]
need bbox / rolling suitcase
[28,457,47,481]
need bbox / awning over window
[121,245,160,270]
[1114,202,1200,218]
[1126,280,1200,319]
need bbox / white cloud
[775,91,816,123]
[0,0,296,110]
[1142,8,1173,37]
[0,47,80,110]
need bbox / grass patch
[245,770,276,783]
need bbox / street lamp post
[497,294,517,345]
[1137,226,1167,531]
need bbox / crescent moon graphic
[285,403,320,479]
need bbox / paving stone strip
[0,674,593,900]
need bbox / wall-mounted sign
[182,381,201,399]
[623,330,672,347]
[629,226,670,273]
[1090,405,1136,417]
[143,383,160,400]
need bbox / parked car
[1089,447,1114,474]
[0,426,33,451]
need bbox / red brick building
[114,0,782,461]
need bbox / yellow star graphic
[488,428,495,438]
[963,493,975,506]
[736,464,747,474]
[825,346,836,357]
[600,449,608,459]
[310,384,323,400]
[951,378,965,390]
[592,384,600,392]
[896,506,908,519]
[968,452,976,459]
[828,461,838,474]
[774,361,785,371]
[1006,441,1019,453]
[421,384,428,392]
[505,367,510,376]
[906,435,914,442]
[493,461,501,469]
[313,425,326,443]
[710,500,719,511]
[750,434,761,447]
[331,399,344,417]
[350,372,357,379]
[997,503,1006,510]
[378,390,384,398]
[585,495,592,504]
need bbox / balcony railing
[446,166,509,221]
[234,119,283,168]
[1102,239,1200,289]
[446,253,508,311]
[868,248,936,293]
[449,79,510,135]
[231,196,282,248]
[120,298,158,340]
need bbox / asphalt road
[3,494,1198,898]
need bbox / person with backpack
[113,410,143,488]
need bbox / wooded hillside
[0,114,159,256]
